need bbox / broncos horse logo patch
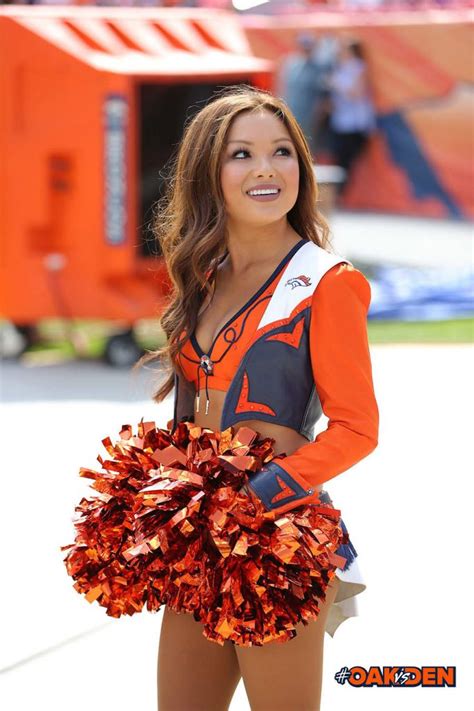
[285,275,312,289]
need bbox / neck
[224,218,301,275]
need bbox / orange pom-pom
[61,420,345,645]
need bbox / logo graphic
[270,474,297,504]
[335,667,351,685]
[285,275,312,289]
[334,666,456,687]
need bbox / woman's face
[220,109,300,229]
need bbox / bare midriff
[193,387,323,494]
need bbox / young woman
[136,85,379,711]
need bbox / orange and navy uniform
[173,238,379,518]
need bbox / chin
[239,206,289,224]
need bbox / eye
[275,146,293,156]
[231,148,250,159]
[230,145,293,160]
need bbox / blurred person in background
[309,33,340,161]
[328,38,376,196]
[278,32,330,158]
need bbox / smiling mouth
[246,187,281,203]
[246,188,280,197]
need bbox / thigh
[235,576,340,711]
[157,606,241,711]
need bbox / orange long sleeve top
[176,246,379,517]
[270,263,379,503]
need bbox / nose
[254,156,275,178]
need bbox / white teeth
[247,189,279,196]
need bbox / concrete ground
[1,212,472,710]
[0,344,472,711]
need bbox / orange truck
[0,7,272,365]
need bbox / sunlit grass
[367,318,473,344]
[2,317,473,365]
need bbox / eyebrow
[227,138,293,144]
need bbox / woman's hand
[236,482,278,522]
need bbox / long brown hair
[134,84,330,403]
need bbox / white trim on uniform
[258,241,351,331]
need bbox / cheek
[286,160,300,189]
[220,164,246,204]
[284,161,300,203]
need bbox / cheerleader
[135,85,379,711]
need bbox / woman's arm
[247,263,379,517]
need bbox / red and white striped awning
[1,6,272,76]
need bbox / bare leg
[157,606,241,711]
[235,576,340,711]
